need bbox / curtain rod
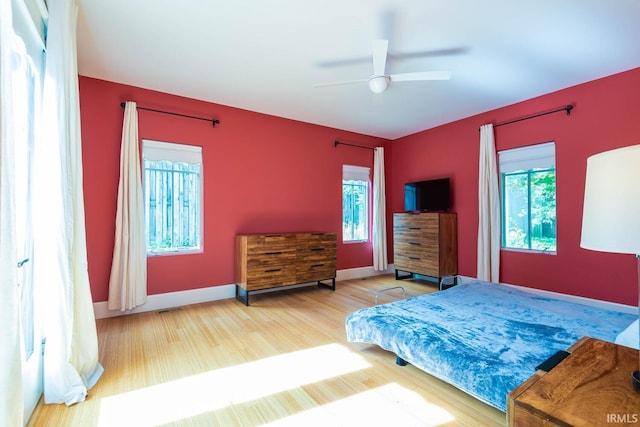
[485,104,573,130]
[120,102,220,127]
[334,140,375,151]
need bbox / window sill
[147,248,203,257]
[501,247,556,255]
[343,240,369,244]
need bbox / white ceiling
[77,0,640,140]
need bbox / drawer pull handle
[311,264,325,268]
[265,251,282,255]
[409,227,421,230]
[265,268,282,273]
[409,242,421,246]
[310,248,325,252]
[409,256,420,260]
[265,234,282,237]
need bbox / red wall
[81,68,639,306]
[391,67,640,306]
[79,77,390,302]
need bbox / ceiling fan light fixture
[368,75,389,94]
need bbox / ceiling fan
[313,39,451,94]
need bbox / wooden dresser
[393,212,457,284]
[508,337,640,426]
[235,232,336,305]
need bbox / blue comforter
[345,280,636,411]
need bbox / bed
[344,279,637,412]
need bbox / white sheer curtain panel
[373,147,388,271]
[108,101,147,311]
[0,0,24,423]
[477,124,501,282]
[36,0,103,405]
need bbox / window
[342,165,370,242]
[143,140,203,254]
[499,142,556,252]
[11,19,44,363]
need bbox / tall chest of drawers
[393,212,457,284]
[235,232,336,305]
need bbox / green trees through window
[343,180,368,242]
[499,142,557,253]
[502,168,556,251]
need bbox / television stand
[395,270,459,290]
[393,212,458,289]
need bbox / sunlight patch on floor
[97,343,371,427]
[261,382,456,427]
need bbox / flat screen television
[404,178,450,212]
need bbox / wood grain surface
[28,275,505,426]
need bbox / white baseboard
[93,284,236,319]
[336,264,394,281]
[95,268,634,319]
[457,275,637,315]
[93,265,393,319]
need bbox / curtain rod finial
[566,105,573,115]
[120,102,126,108]
[212,119,220,127]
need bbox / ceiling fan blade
[316,56,371,68]
[312,78,368,88]
[387,47,469,62]
[316,47,467,69]
[390,70,452,82]
[372,39,388,76]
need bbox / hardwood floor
[27,275,506,426]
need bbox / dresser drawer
[246,234,297,255]
[297,246,336,262]
[394,217,438,240]
[394,213,436,227]
[394,240,432,255]
[394,253,439,277]
[296,263,336,283]
[245,264,296,290]
[297,232,336,245]
[393,226,423,241]
[246,233,297,245]
[246,251,296,269]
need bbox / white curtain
[108,101,147,311]
[373,147,388,271]
[36,0,103,405]
[0,0,24,423]
[477,124,501,282]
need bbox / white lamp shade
[580,144,640,255]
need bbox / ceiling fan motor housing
[368,75,390,94]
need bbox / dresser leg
[395,270,414,280]
[235,285,250,306]
[317,278,336,291]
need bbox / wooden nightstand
[508,337,640,426]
